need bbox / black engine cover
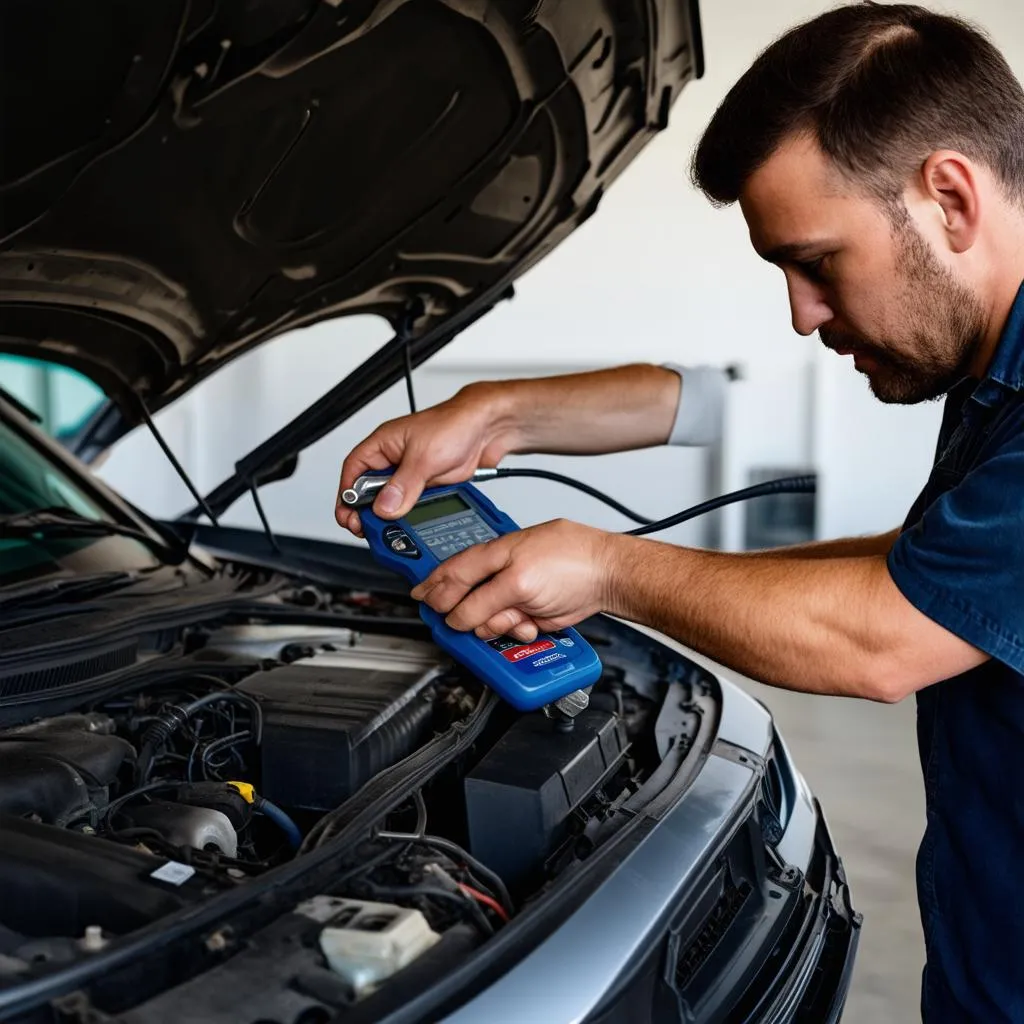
[237,659,435,812]
[0,713,133,825]
[0,815,225,939]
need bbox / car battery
[464,708,628,889]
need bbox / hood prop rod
[399,299,425,415]
[246,300,425,558]
[138,399,220,527]
[248,477,281,554]
[141,396,282,560]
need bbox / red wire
[458,882,510,922]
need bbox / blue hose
[256,797,302,850]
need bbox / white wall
[98,0,1024,548]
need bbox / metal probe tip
[341,468,499,508]
[340,475,390,507]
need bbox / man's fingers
[411,540,511,611]
[473,608,525,639]
[444,572,527,634]
[337,446,393,529]
[338,444,388,497]
[334,501,357,534]
[335,480,361,529]
[475,608,539,643]
[338,454,369,496]
[510,620,538,642]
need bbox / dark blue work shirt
[888,280,1024,1023]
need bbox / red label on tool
[501,639,555,662]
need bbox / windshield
[0,416,161,587]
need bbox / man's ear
[917,150,981,254]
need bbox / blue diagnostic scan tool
[347,474,602,716]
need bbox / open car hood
[0,0,702,517]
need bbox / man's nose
[786,274,833,336]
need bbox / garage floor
[733,676,926,1023]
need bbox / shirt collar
[981,278,1024,392]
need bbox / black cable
[180,692,263,743]
[301,682,494,854]
[375,831,513,916]
[624,474,816,537]
[363,883,493,937]
[106,826,177,848]
[412,791,428,837]
[482,469,816,534]
[138,399,220,526]
[199,730,252,780]
[137,692,263,783]
[331,842,413,890]
[493,468,654,525]
[102,779,178,828]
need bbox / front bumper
[715,802,861,1023]
[580,785,860,1024]
[782,811,861,1023]
[438,672,860,1024]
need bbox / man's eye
[798,256,828,281]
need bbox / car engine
[0,584,710,1021]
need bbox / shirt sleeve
[887,429,1024,673]
[661,364,728,446]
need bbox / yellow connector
[227,780,256,804]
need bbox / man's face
[739,134,985,403]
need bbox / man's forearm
[465,364,681,456]
[744,529,900,561]
[602,534,954,701]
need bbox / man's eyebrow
[759,240,838,264]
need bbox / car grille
[674,878,753,989]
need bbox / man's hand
[336,365,687,535]
[410,519,611,643]
[336,384,517,536]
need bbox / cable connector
[422,862,461,892]
[226,780,256,804]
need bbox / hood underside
[0,0,701,426]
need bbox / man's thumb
[374,468,423,518]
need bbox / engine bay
[0,579,714,1022]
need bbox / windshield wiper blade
[0,570,140,612]
[0,507,184,564]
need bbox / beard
[820,221,986,404]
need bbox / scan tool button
[383,525,420,558]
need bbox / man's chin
[865,368,947,405]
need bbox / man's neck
[970,221,1024,378]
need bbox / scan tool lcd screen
[405,493,498,559]
[405,494,471,525]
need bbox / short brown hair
[692,3,1024,208]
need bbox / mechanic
[337,6,1024,1020]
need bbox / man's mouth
[828,344,880,370]
[821,329,859,354]
[821,332,882,362]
